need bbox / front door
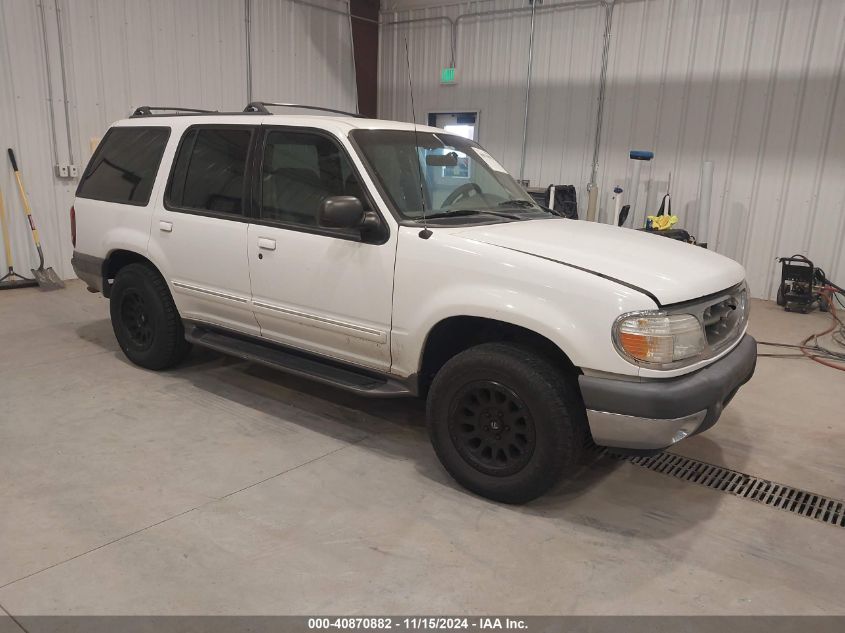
[149,125,259,335]
[247,127,395,371]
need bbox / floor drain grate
[613,450,845,529]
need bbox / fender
[390,227,657,379]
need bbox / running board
[185,324,413,398]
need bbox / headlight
[613,312,705,366]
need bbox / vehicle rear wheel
[426,342,586,503]
[110,263,190,370]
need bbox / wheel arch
[417,315,581,396]
[101,249,160,297]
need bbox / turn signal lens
[614,313,705,366]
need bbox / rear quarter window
[76,127,170,206]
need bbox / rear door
[147,125,259,335]
[246,126,396,371]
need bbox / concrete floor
[0,280,843,616]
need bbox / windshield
[350,130,545,221]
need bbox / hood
[449,219,746,305]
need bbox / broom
[0,184,38,289]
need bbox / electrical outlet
[54,164,77,179]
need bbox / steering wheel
[441,182,484,209]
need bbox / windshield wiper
[499,199,562,217]
[420,209,523,221]
[497,199,537,209]
[421,209,485,220]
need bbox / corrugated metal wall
[0,0,74,281]
[251,0,357,106]
[379,0,538,185]
[0,0,356,281]
[379,0,845,298]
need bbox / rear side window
[76,127,169,206]
[166,127,252,215]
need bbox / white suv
[71,103,756,503]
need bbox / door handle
[159,221,173,233]
[257,237,276,251]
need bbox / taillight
[70,206,76,248]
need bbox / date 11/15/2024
[308,617,528,630]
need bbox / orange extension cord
[799,287,845,372]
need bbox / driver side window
[260,131,369,227]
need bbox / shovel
[7,148,64,290]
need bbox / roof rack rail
[131,106,217,117]
[244,101,365,118]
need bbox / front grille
[702,290,746,351]
[668,282,748,358]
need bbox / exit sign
[440,67,456,85]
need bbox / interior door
[247,127,395,371]
[148,125,259,335]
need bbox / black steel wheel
[119,289,154,351]
[449,381,536,476]
[110,263,190,370]
[427,342,586,504]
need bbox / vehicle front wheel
[110,263,191,370]
[426,343,586,504]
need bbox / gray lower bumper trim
[579,335,757,419]
[579,334,757,450]
[586,409,707,450]
[70,251,104,292]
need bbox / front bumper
[578,334,757,451]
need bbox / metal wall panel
[0,0,74,281]
[0,0,356,281]
[380,0,534,179]
[251,0,357,108]
[379,0,605,212]
[601,0,845,298]
[521,1,603,208]
[380,0,845,298]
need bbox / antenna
[404,36,431,239]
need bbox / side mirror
[318,196,364,229]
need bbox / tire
[776,285,786,307]
[109,263,191,370]
[426,342,586,504]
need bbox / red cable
[799,287,845,372]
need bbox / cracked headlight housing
[613,312,706,367]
